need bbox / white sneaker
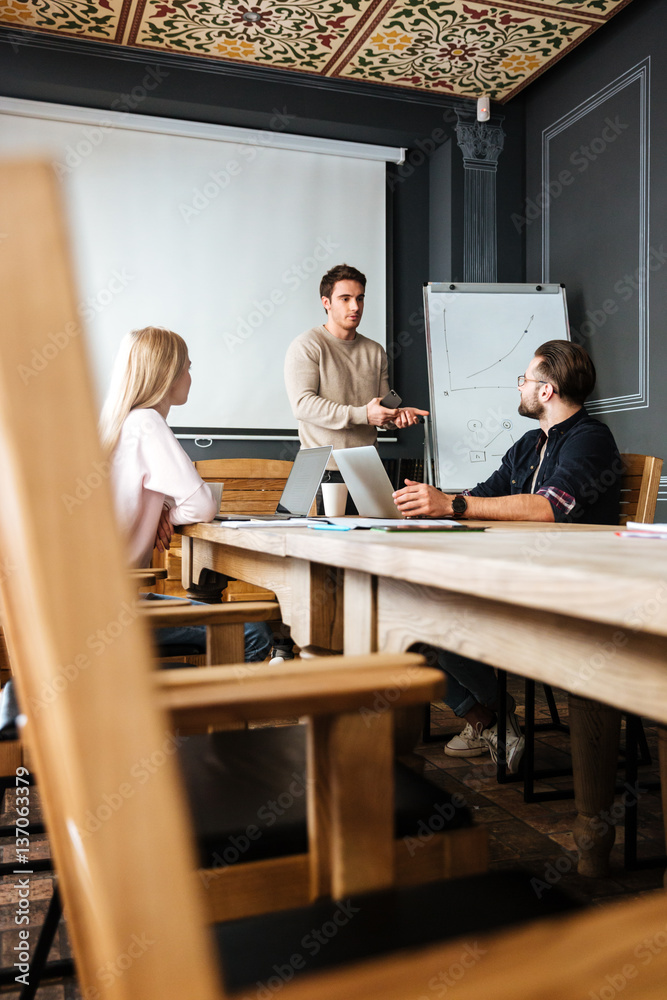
[444,721,488,757]
[482,703,525,774]
[268,647,294,666]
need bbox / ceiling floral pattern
[336,1,589,98]
[0,0,126,38]
[131,0,371,72]
[0,0,633,102]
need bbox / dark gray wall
[523,0,667,515]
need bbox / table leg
[343,569,376,654]
[307,710,394,899]
[291,560,344,652]
[569,693,621,877]
[180,535,193,591]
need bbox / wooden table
[180,520,667,878]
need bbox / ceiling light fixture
[242,11,262,22]
[477,96,490,122]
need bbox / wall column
[455,109,505,282]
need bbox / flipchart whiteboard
[424,283,570,490]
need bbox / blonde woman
[100,326,272,661]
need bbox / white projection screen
[0,97,400,434]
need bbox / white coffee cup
[321,482,348,517]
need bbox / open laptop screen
[276,446,332,516]
[332,446,399,518]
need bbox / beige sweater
[284,325,390,468]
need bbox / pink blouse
[111,407,217,567]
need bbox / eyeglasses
[517,375,558,394]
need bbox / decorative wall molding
[541,58,650,414]
[455,110,505,283]
[0,27,469,111]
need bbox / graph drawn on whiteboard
[424,283,569,490]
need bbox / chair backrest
[618,453,663,525]
[0,161,222,999]
[194,458,294,517]
[188,458,307,601]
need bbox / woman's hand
[154,506,174,552]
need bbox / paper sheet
[615,520,667,539]
[324,517,462,528]
[215,518,323,528]
[214,517,462,530]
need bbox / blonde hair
[99,326,189,454]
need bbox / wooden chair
[153,459,299,663]
[141,598,281,667]
[5,592,488,930]
[6,592,487,927]
[618,453,663,526]
[148,459,294,662]
[156,458,300,601]
[129,566,167,593]
[200,456,309,605]
[196,458,296,517]
[138,603,487,919]
[183,457,307,654]
[8,159,667,1000]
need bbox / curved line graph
[466,314,534,379]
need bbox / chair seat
[178,726,473,868]
[214,870,579,992]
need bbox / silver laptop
[332,446,402,518]
[215,446,332,521]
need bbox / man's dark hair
[319,263,366,302]
[533,340,596,405]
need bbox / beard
[518,395,544,420]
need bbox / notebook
[332,446,402,518]
[214,446,332,521]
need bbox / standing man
[284,264,428,488]
[393,340,621,772]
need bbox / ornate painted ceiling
[0,0,632,102]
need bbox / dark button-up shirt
[466,407,621,524]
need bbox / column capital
[455,109,505,166]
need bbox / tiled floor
[0,788,77,1000]
[0,679,664,997]
[408,677,666,907]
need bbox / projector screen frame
[0,95,404,437]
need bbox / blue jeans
[430,646,498,718]
[146,594,273,662]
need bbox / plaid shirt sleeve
[536,486,576,516]
[534,420,621,523]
